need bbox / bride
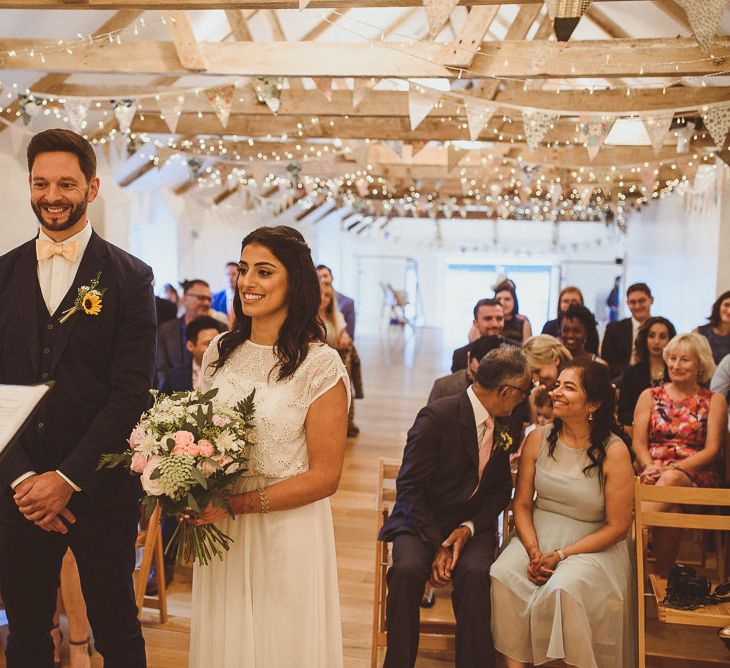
[188,225,350,667]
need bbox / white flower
[215,431,239,454]
[140,456,163,496]
[136,430,160,456]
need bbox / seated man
[151,315,226,595]
[428,335,503,403]
[452,298,505,373]
[379,347,531,668]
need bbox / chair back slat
[636,484,730,506]
[641,511,730,531]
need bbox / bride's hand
[187,505,229,526]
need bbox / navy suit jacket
[161,362,194,395]
[211,289,228,315]
[0,231,156,506]
[335,291,356,340]
[379,392,513,548]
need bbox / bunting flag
[522,110,555,151]
[251,163,269,189]
[703,104,730,148]
[642,112,674,156]
[157,93,185,134]
[154,148,176,169]
[676,121,694,154]
[353,78,378,108]
[683,159,700,186]
[423,0,460,40]
[447,143,466,172]
[411,140,429,158]
[313,78,333,102]
[383,140,404,159]
[547,0,592,42]
[464,100,494,141]
[579,115,615,161]
[408,83,441,131]
[675,0,727,52]
[205,84,236,128]
[112,99,137,134]
[253,77,284,115]
[64,100,89,133]
[640,164,657,192]
[352,143,371,169]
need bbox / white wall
[625,165,726,333]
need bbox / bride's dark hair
[212,226,325,380]
[547,359,632,488]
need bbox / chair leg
[135,505,161,616]
[153,522,168,623]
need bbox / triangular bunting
[112,99,137,134]
[642,112,674,156]
[447,143,465,172]
[353,78,378,108]
[254,77,284,115]
[383,140,404,159]
[411,140,429,158]
[423,0,460,40]
[551,0,592,42]
[155,148,176,169]
[580,115,615,161]
[683,159,700,186]
[522,110,555,151]
[464,100,494,141]
[206,84,236,128]
[313,78,333,102]
[676,0,727,52]
[157,93,185,134]
[64,100,89,133]
[703,104,730,149]
[408,83,440,131]
[640,165,657,192]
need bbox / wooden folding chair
[134,503,168,624]
[371,458,456,668]
[635,480,730,667]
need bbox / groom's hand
[441,526,471,575]
[14,473,75,530]
[430,547,453,587]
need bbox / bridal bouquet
[98,387,256,565]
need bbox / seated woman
[618,316,676,434]
[694,290,730,365]
[495,279,532,346]
[560,304,605,364]
[491,360,635,668]
[523,334,572,391]
[632,332,727,577]
[542,286,599,354]
[319,281,361,436]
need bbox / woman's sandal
[51,623,63,668]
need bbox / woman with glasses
[491,360,636,668]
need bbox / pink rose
[173,431,195,448]
[198,439,215,458]
[130,451,148,474]
[172,444,190,456]
[187,443,201,457]
[140,456,163,496]
[129,425,144,449]
[212,415,231,428]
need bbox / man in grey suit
[429,336,504,404]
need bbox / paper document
[0,384,52,456]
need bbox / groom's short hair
[474,345,528,390]
[27,128,97,182]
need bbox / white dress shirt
[460,385,492,537]
[11,223,92,492]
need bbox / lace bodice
[200,337,351,479]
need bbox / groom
[380,346,530,668]
[0,129,156,667]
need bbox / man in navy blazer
[0,129,155,667]
[317,264,356,339]
[379,347,530,668]
[211,261,238,316]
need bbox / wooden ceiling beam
[3,37,727,78]
[0,0,642,9]
[167,11,208,71]
[445,5,500,69]
[224,9,254,40]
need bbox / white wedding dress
[189,339,350,668]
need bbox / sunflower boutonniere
[59,271,107,324]
[496,426,514,453]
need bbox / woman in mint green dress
[491,359,636,668]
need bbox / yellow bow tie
[36,238,79,263]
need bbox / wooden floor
[3,327,730,667]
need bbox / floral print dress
[648,385,721,487]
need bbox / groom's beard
[31,193,89,233]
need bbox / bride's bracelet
[257,486,270,514]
